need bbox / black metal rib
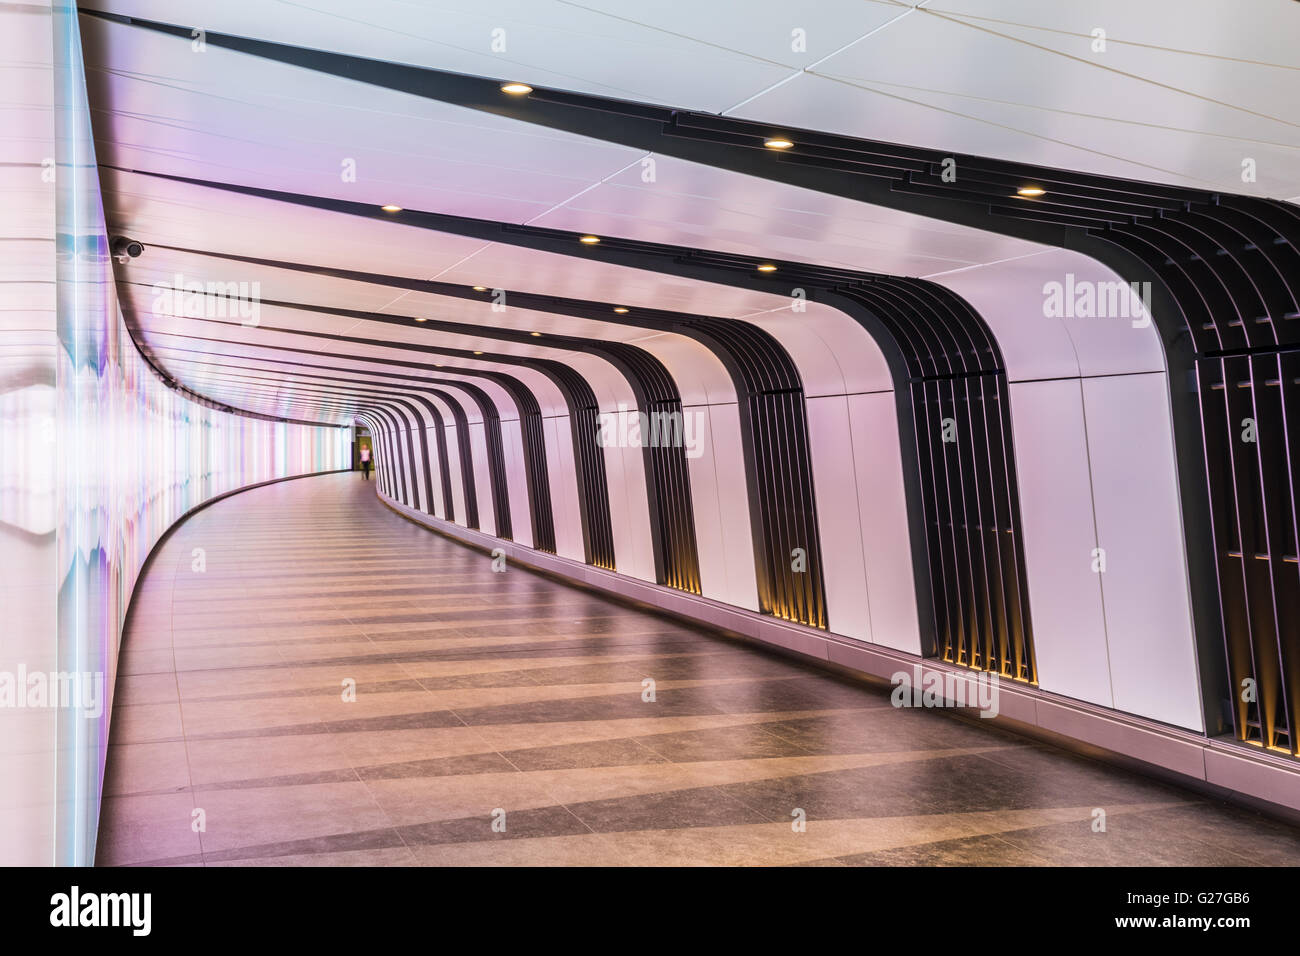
[153,287,696,587]
[145,326,555,552]
[143,245,823,621]
[122,301,620,570]
[181,365,460,523]
[428,387,480,531]
[1080,198,1300,756]
[434,379,513,540]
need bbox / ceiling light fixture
[501,82,533,95]
[613,307,629,314]
[472,286,488,292]
[1016,186,1046,197]
[473,350,484,355]
[757,263,777,273]
[530,331,542,337]
[414,317,427,322]
[380,204,403,212]
[764,137,794,150]
[579,235,601,244]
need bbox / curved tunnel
[14,0,1299,871]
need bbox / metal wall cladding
[1113,197,1300,757]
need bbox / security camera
[110,236,145,262]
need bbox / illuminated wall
[0,1,349,866]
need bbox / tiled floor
[97,472,1300,866]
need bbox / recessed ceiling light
[473,350,484,355]
[579,235,601,245]
[530,331,542,337]
[472,286,487,292]
[1016,186,1046,197]
[613,307,629,314]
[380,204,403,212]
[764,137,794,150]
[757,263,777,273]
[414,317,427,322]
[501,82,533,95]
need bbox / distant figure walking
[360,446,372,481]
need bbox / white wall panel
[615,332,737,407]
[402,422,428,514]
[934,252,1082,383]
[499,418,534,548]
[701,403,760,611]
[1083,372,1203,731]
[406,427,423,511]
[422,393,464,523]
[682,403,727,604]
[442,424,467,527]
[680,402,759,608]
[401,429,415,507]
[935,249,1167,382]
[805,394,874,644]
[1008,378,1113,708]
[422,425,447,518]
[377,423,407,506]
[602,407,656,584]
[846,391,923,654]
[468,422,496,535]
[543,415,585,562]
[387,428,405,504]
[751,304,895,398]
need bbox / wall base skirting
[378,490,1300,823]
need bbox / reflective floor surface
[97,473,1300,866]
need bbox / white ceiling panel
[534,153,1043,276]
[83,23,642,221]
[76,1,1300,423]
[81,0,898,113]
[83,0,1300,197]
[934,0,1299,69]
[738,5,1300,194]
[430,242,794,316]
[99,168,488,279]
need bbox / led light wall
[0,1,349,866]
